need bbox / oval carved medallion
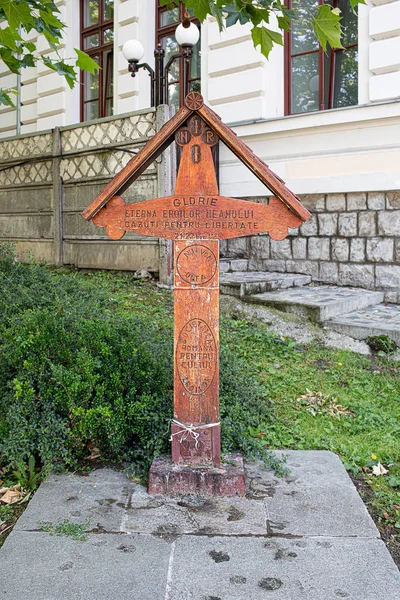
[176,318,217,395]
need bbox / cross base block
[148,453,245,497]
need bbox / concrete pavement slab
[170,536,400,600]
[14,472,136,533]
[1,452,399,600]
[0,531,171,600]
[123,495,267,536]
[245,451,379,538]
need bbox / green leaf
[277,15,290,33]
[42,29,59,49]
[159,0,179,7]
[0,26,22,51]
[208,2,224,29]
[313,4,343,51]
[251,25,283,60]
[387,475,400,488]
[42,56,77,89]
[224,6,249,28]
[23,41,36,53]
[74,49,100,75]
[0,48,21,74]
[184,0,213,23]
[54,62,76,88]
[0,0,33,29]
[39,8,63,30]
[350,0,366,9]
[20,53,35,68]
[0,88,16,108]
[245,6,270,26]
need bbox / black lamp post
[122,15,199,107]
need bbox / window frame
[155,1,200,108]
[80,0,114,122]
[284,0,358,115]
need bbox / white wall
[202,20,269,123]
[219,101,400,197]
[369,0,400,100]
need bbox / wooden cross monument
[82,92,310,496]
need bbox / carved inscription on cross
[82,92,310,475]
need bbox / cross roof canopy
[82,92,311,224]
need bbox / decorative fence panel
[0,108,160,273]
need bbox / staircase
[219,260,400,346]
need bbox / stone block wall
[220,192,400,303]
[0,108,160,273]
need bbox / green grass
[222,318,400,533]
[0,504,26,549]
[0,250,399,550]
[40,518,89,541]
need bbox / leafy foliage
[160,0,366,59]
[12,455,41,491]
[0,243,284,476]
[366,335,397,355]
[0,0,99,106]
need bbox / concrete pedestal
[148,453,245,496]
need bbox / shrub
[0,243,280,475]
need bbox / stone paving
[1,451,399,599]
[245,285,384,322]
[220,271,311,297]
[220,258,249,273]
[326,303,400,345]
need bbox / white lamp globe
[122,39,144,62]
[175,22,199,47]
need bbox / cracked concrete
[1,451,399,599]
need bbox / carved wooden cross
[82,93,310,489]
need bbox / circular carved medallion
[176,318,217,395]
[176,244,217,286]
[175,127,192,146]
[185,92,204,110]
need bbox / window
[284,0,358,115]
[156,1,201,109]
[80,0,114,121]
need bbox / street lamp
[122,14,199,107]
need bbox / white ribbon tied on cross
[170,419,220,449]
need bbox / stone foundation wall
[0,108,160,273]
[220,192,400,303]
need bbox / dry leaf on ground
[0,484,24,505]
[372,462,388,477]
[296,389,354,419]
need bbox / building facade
[0,0,399,299]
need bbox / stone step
[244,285,384,322]
[220,258,248,273]
[220,271,311,297]
[325,304,400,346]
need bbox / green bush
[0,243,280,475]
